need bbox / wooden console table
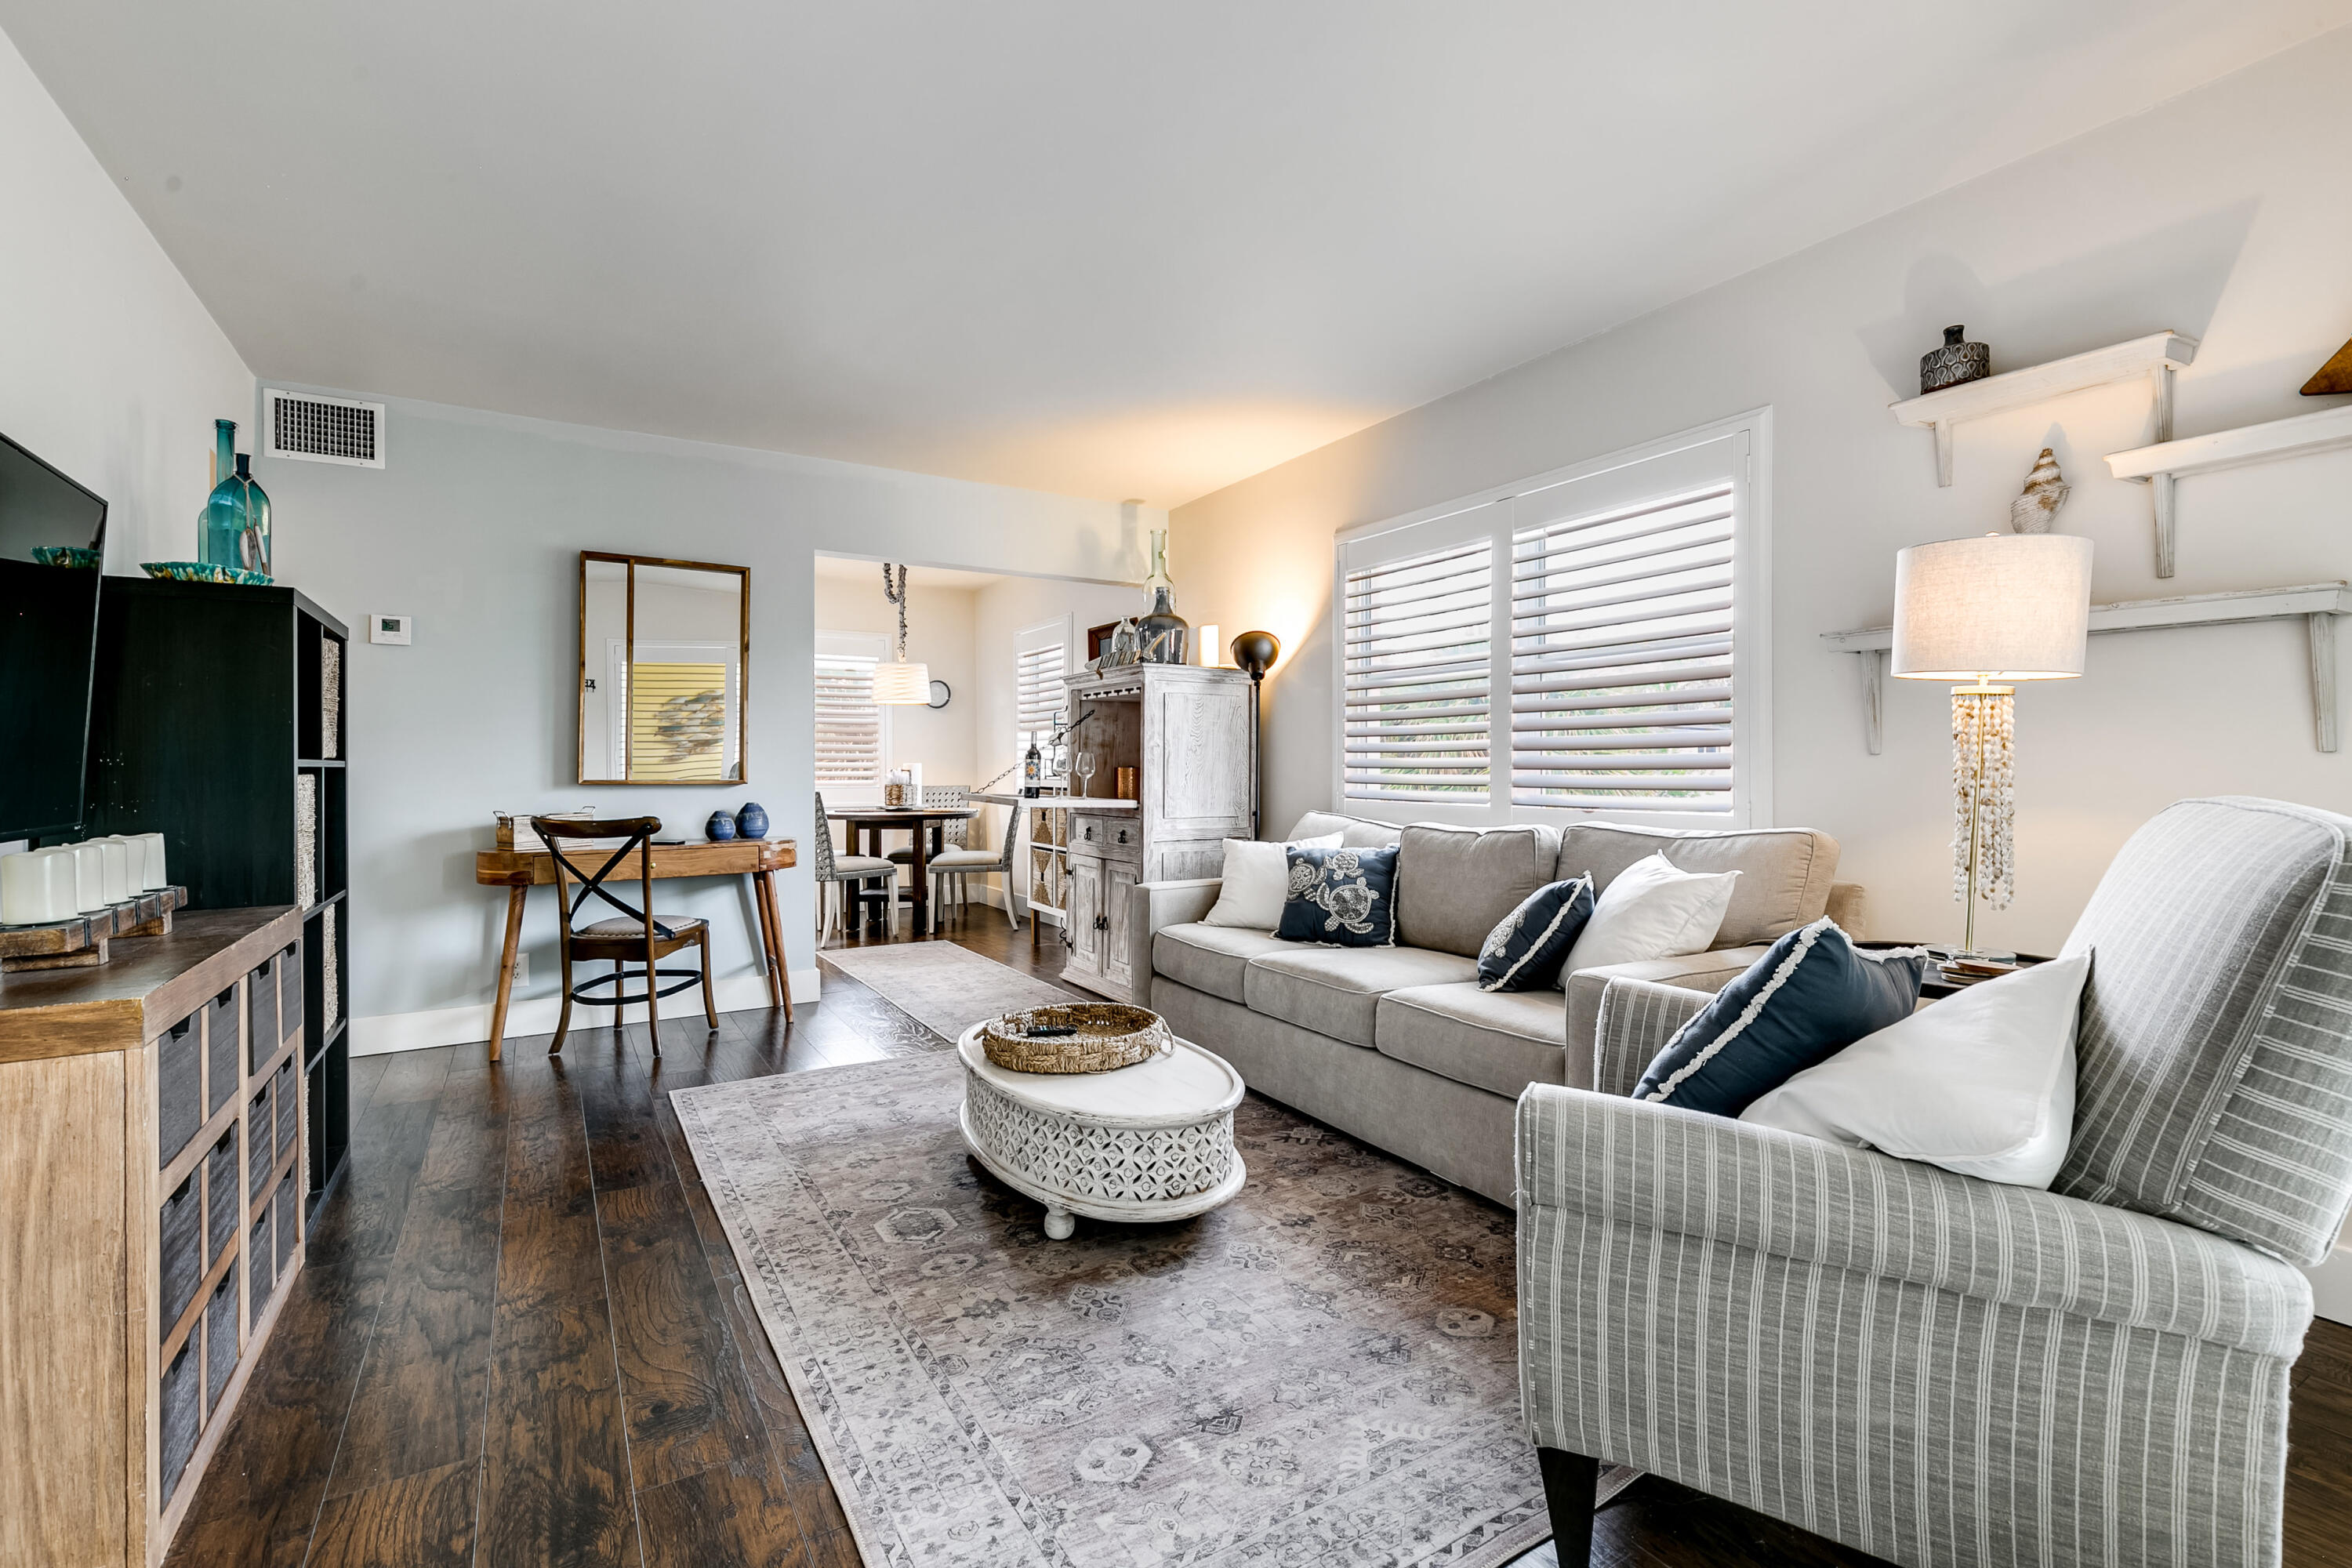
[474,837,797,1058]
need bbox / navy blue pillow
[1277,845,1399,946]
[1477,877,1594,992]
[1631,920,1928,1116]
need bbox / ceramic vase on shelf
[735,801,769,840]
[706,810,738,841]
[1919,325,1991,394]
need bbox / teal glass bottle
[233,453,270,576]
[200,419,245,571]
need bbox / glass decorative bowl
[141,561,273,586]
[30,546,101,569]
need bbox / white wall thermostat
[370,613,412,645]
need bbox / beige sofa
[1129,811,1863,1206]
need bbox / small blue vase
[706,810,737,841]
[735,801,769,840]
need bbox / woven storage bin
[980,1003,1171,1075]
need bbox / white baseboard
[2307,1240,2352,1327]
[350,967,824,1057]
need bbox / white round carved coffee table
[956,1022,1247,1240]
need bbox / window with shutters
[1341,530,1493,805]
[1511,484,1734,812]
[815,630,889,802]
[1014,618,1070,760]
[1333,412,1769,828]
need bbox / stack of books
[1937,956,2023,987]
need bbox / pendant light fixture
[873,563,931,704]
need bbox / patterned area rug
[673,1054,1552,1567]
[819,941,1074,1040]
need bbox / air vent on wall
[263,390,385,468]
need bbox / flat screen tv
[0,431,108,844]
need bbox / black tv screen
[0,432,107,844]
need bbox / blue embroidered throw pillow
[1477,877,1595,992]
[1631,920,1929,1117]
[1276,845,1399,947]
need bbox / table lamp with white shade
[1891,532,2092,960]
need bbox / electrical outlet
[512,952,530,987]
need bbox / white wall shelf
[2107,401,2352,481]
[2099,402,2352,583]
[1892,331,2196,488]
[1824,580,2350,755]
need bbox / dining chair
[887,784,971,906]
[924,803,1022,929]
[535,815,716,1056]
[813,791,898,941]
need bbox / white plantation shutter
[1510,484,1736,812]
[1333,419,1763,827]
[815,633,887,793]
[1016,641,1065,748]
[1342,532,1493,805]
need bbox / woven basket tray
[979,1003,1171,1075]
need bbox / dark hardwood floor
[170,908,2352,1568]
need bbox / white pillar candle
[110,835,148,894]
[2,848,81,925]
[139,833,169,890]
[71,842,107,913]
[95,838,130,904]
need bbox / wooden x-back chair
[535,815,717,1054]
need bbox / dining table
[825,804,980,936]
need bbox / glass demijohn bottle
[234,453,271,576]
[200,419,244,570]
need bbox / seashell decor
[2009,447,2070,534]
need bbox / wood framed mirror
[578,551,750,784]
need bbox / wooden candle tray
[0,885,187,972]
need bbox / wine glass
[1073,750,1097,799]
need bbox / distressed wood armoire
[1057,662,1251,1001]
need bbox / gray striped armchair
[1517,797,2352,1567]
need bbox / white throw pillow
[1201,833,1344,928]
[1739,952,2089,1189]
[1557,853,1739,980]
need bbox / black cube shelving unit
[85,576,351,1203]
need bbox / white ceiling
[7,2,2347,507]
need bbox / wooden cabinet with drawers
[0,905,305,1568]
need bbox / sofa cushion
[1631,920,1929,1116]
[1393,822,1563,958]
[1558,822,1839,948]
[1377,982,1573,1098]
[1479,877,1594,992]
[1276,844,1400,946]
[1285,811,1405,849]
[1152,923,1290,1005]
[1243,944,1479,1047]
